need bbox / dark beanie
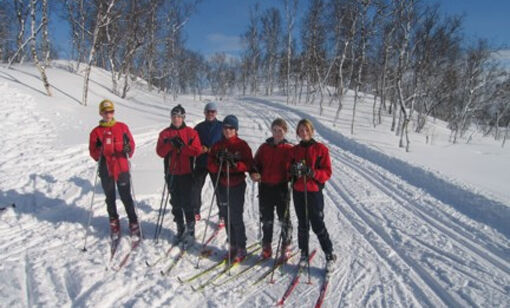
[171,104,186,117]
[223,114,239,130]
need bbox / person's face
[271,125,285,143]
[204,109,217,121]
[297,124,312,141]
[223,126,236,139]
[100,110,114,121]
[171,115,184,127]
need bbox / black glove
[95,138,102,148]
[216,149,238,167]
[170,136,185,150]
[122,143,131,154]
[290,161,308,177]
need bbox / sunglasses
[103,110,114,114]
[206,110,217,114]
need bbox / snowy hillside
[0,62,509,307]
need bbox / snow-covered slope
[0,63,508,307]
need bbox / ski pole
[126,156,144,239]
[226,162,232,276]
[195,158,224,269]
[154,154,171,242]
[82,157,101,252]
[254,181,262,244]
[154,179,167,240]
[304,172,311,284]
[123,134,144,239]
[270,179,293,283]
[155,155,175,243]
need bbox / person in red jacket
[89,99,139,241]
[289,119,336,272]
[156,104,202,241]
[207,115,255,263]
[251,118,293,259]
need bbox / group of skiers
[89,99,336,271]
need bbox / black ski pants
[167,173,195,227]
[191,166,221,217]
[293,189,333,256]
[218,181,247,250]
[99,166,137,224]
[259,182,292,246]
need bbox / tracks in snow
[237,97,510,307]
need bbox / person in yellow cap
[89,99,139,248]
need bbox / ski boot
[218,217,225,229]
[280,243,292,261]
[325,253,337,274]
[109,218,121,241]
[186,221,195,240]
[129,221,141,240]
[299,250,308,267]
[234,247,247,263]
[261,242,272,259]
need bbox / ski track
[237,99,423,307]
[1,80,509,308]
[235,97,510,307]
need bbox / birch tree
[29,0,52,96]
[281,0,297,104]
[82,0,118,106]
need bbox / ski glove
[216,149,239,167]
[290,161,312,178]
[304,166,314,178]
[95,138,102,148]
[122,143,131,154]
[169,136,185,150]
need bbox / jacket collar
[265,137,289,146]
[299,138,317,148]
[170,122,187,130]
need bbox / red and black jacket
[156,123,202,175]
[89,122,135,180]
[254,137,293,186]
[207,135,255,187]
[288,139,332,192]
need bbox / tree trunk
[82,9,102,106]
[42,0,50,66]
[30,0,51,96]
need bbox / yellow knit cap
[99,99,115,113]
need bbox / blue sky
[53,0,510,59]
[184,0,510,56]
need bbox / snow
[0,62,509,307]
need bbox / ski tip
[145,261,151,267]
[160,270,165,276]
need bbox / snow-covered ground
[0,62,509,307]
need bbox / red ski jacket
[89,121,135,180]
[289,139,332,192]
[156,124,202,175]
[254,138,293,186]
[207,135,255,187]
